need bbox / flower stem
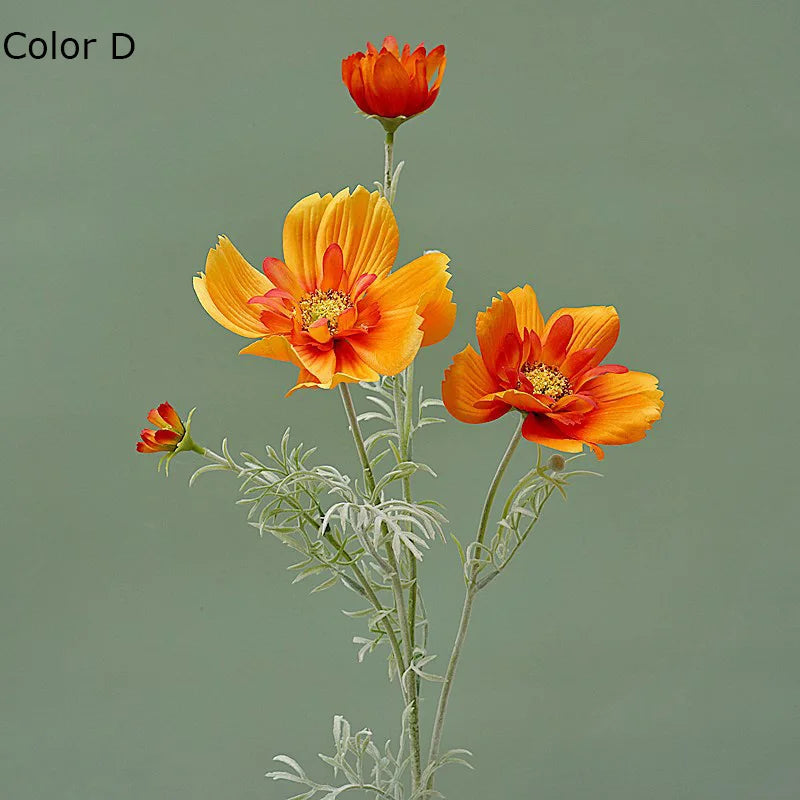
[339,384,376,494]
[392,366,424,792]
[384,130,394,201]
[339,382,422,791]
[381,121,421,789]
[426,415,524,785]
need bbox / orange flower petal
[521,414,584,453]
[478,389,553,414]
[282,192,334,292]
[137,441,162,454]
[442,345,508,424]
[573,363,627,389]
[541,314,574,365]
[544,305,619,369]
[316,187,399,289]
[476,293,519,377]
[553,394,597,414]
[366,251,455,347]
[239,335,300,365]
[347,305,423,376]
[342,55,369,114]
[320,244,344,291]
[158,402,184,434]
[561,347,598,379]
[381,35,400,57]
[262,257,303,297]
[351,273,377,299]
[506,284,545,337]
[284,343,380,393]
[307,319,333,344]
[154,429,181,447]
[292,342,337,385]
[367,52,410,118]
[139,429,162,447]
[147,407,168,429]
[330,341,381,386]
[425,44,447,93]
[194,236,272,338]
[573,371,663,445]
[336,306,358,333]
[285,367,322,396]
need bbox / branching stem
[339,382,423,791]
[199,444,408,688]
[426,415,524,787]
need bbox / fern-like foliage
[460,451,601,591]
[266,713,471,800]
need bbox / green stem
[339,383,422,791]
[426,415,524,786]
[339,384,376,494]
[384,130,394,201]
[399,365,423,793]
[199,446,409,687]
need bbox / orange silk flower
[442,286,663,459]
[342,35,446,120]
[137,402,185,454]
[194,186,455,394]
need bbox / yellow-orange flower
[342,36,446,122]
[194,187,455,393]
[442,286,663,459]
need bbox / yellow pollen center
[298,290,353,335]
[520,362,571,400]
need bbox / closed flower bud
[136,403,203,473]
[342,36,446,131]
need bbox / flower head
[342,36,446,127]
[442,286,663,459]
[137,403,202,472]
[194,186,455,394]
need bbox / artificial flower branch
[136,34,663,800]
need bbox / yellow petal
[282,192,334,292]
[347,305,424,375]
[316,186,399,288]
[367,251,455,347]
[239,336,300,365]
[194,236,271,338]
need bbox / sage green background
[2,1,798,798]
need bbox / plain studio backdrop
[1,1,797,798]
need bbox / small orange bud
[136,403,202,473]
[342,36,446,126]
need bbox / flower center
[298,290,353,335]
[520,362,572,400]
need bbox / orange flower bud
[137,403,202,472]
[342,36,446,126]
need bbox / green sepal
[158,408,204,476]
